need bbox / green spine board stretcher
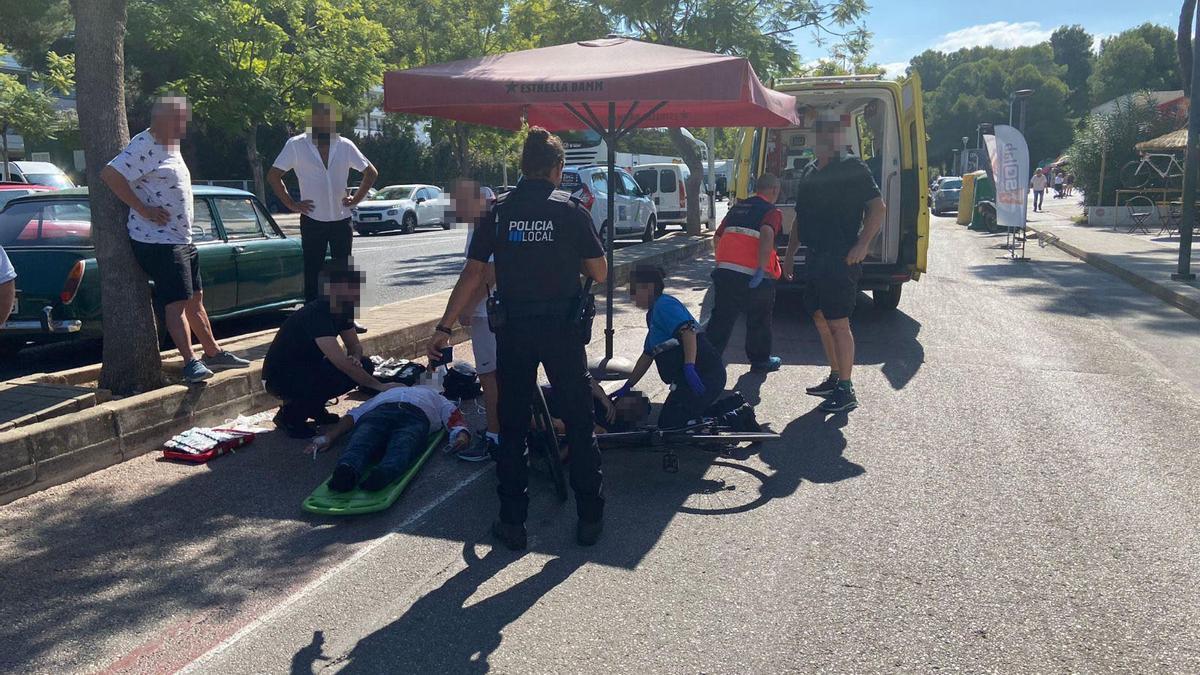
[303,430,447,516]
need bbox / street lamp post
[1009,89,1034,135]
[1175,1,1199,281]
[961,136,969,174]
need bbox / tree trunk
[1,125,9,182]
[70,0,164,394]
[668,128,706,235]
[454,123,470,177]
[246,125,265,201]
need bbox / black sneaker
[329,464,359,493]
[819,386,859,414]
[577,519,603,546]
[311,409,340,426]
[491,520,527,551]
[805,374,840,398]
[354,321,368,335]
[274,410,318,439]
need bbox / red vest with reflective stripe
[715,196,781,279]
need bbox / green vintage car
[0,186,305,355]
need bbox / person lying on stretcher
[307,384,471,492]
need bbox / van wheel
[355,226,372,236]
[598,221,610,245]
[401,212,417,234]
[440,221,451,230]
[873,284,903,311]
[642,216,657,243]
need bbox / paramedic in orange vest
[705,173,784,373]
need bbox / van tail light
[60,261,85,304]
[678,178,687,210]
[579,184,596,210]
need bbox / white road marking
[177,464,491,673]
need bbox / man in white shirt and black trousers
[268,99,378,332]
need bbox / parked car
[559,165,657,242]
[345,186,378,201]
[351,184,449,235]
[632,162,712,233]
[931,177,963,216]
[0,183,55,211]
[1,161,76,190]
[0,186,305,355]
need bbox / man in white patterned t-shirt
[100,96,249,383]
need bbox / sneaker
[273,410,318,439]
[457,435,495,462]
[805,373,840,398]
[203,350,250,371]
[577,519,604,546]
[182,358,214,383]
[311,409,341,426]
[360,466,400,492]
[750,356,782,373]
[491,520,527,551]
[328,464,359,493]
[354,321,368,335]
[819,385,859,414]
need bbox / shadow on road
[968,255,1199,336]
[329,542,582,674]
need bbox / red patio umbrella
[384,37,799,376]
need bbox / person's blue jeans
[338,403,431,478]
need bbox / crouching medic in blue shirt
[613,265,726,429]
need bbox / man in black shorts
[784,115,886,414]
[101,96,249,383]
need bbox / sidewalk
[1026,196,1200,320]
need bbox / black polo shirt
[263,299,354,382]
[793,156,881,257]
[467,178,603,304]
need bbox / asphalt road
[2,212,1199,673]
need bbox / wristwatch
[435,324,454,336]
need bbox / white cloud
[880,61,909,79]
[935,21,1054,52]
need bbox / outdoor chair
[1162,201,1183,237]
[1125,196,1158,235]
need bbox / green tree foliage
[1051,25,1094,117]
[1068,95,1175,205]
[914,44,1073,172]
[1090,24,1182,105]
[126,0,390,199]
[0,73,64,179]
[0,0,72,67]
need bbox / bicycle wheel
[1120,161,1149,189]
[530,386,568,502]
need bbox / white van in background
[633,162,712,233]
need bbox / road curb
[0,233,713,505]
[1027,226,1200,321]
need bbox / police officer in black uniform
[427,127,608,550]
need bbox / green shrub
[1068,93,1176,205]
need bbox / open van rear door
[899,74,930,276]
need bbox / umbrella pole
[605,102,617,361]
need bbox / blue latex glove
[748,267,765,288]
[682,363,706,396]
[611,383,632,400]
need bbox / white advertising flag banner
[983,125,1031,230]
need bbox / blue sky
[849,1,1184,77]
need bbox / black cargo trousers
[494,317,603,525]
